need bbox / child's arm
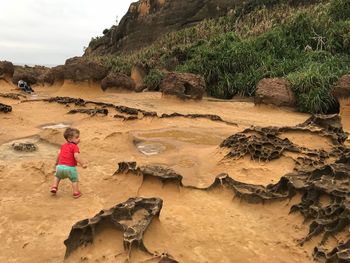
[54,150,60,169]
[74,152,87,168]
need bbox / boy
[50,128,87,198]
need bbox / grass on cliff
[93,0,350,114]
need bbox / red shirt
[58,142,80,166]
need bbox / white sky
[0,0,135,66]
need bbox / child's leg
[52,177,61,188]
[72,182,80,193]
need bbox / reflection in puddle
[0,136,59,160]
[136,141,166,156]
[41,123,70,129]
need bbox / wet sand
[0,80,348,262]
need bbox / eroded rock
[67,108,108,116]
[101,72,136,91]
[159,72,206,100]
[0,61,14,78]
[12,142,37,152]
[0,103,12,113]
[63,57,108,82]
[64,197,163,259]
[255,78,296,107]
[333,74,350,98]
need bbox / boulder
[255,78,296,107]
[159,72,206,100]
[0,61,14,78]
[333,74,350,98]
[101,72,136,91]
[63,57,108,82]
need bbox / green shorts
[55,165,79,182]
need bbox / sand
[0,80,349,262]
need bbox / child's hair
[64,128,80,141]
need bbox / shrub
[327,20,350,54]
[329,0,350,21]
[143,69,165,90]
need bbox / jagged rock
[64,197,164,259]
[0,61,14,78]
[12,65,51,85]
[299,114,348,144]
[116,162,183,186]
[67,108,108,116]
[255,78,296,107]
[101,72,136,91]
[45,96,86,106]
[0,93,25,100]
[0,103,12,113]
[333,74,350,98]
[159,72,206,100]
[85,0,239,55]
[63,57,108,82]
[12,142,37,152]
[115,149,350,263]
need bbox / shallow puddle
[41,123,70,129]
[135,141,167,156]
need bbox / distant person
[50,128,87,198]
[17,80,34,93]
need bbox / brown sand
[0,81,348,262]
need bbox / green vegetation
[143,69,165,90]
[89,0,350,113]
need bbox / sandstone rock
[255,78,296,107]
[131,63,149,89]
[63,57,108,82]
[101,72,136,91]
[0,61,14,78]
[12,65,50,85]
[12,142,38,152]
[0,103,12,113]
[333,74,350,98]
[159,72,206,100]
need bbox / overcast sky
[0,0,134,66]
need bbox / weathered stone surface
[0,93,26,100]
[67,108,108,116]
[159,72,206,100]
[0,103,12,113]
[101,72,136,91]
[255,78,296,107]
[63,57,108,82]
[85,0,241,55]
[12,65,50,85]
[12,142,37,152]
[64,197,164,259]
[131,63,149,89]
[0,61,14,78]
[333,74,350,98]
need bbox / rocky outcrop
[101,72,136,91]
[254,78,296,107]
[85,0,241,55]
[63,57,108,82]
[64,197,164,259]
[12,65,51,85]
[0,61,14,78]
[333,74,350,98]
[159,72,206,99]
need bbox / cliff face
[85,0,241,56]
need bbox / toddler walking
[50,128,87,198]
